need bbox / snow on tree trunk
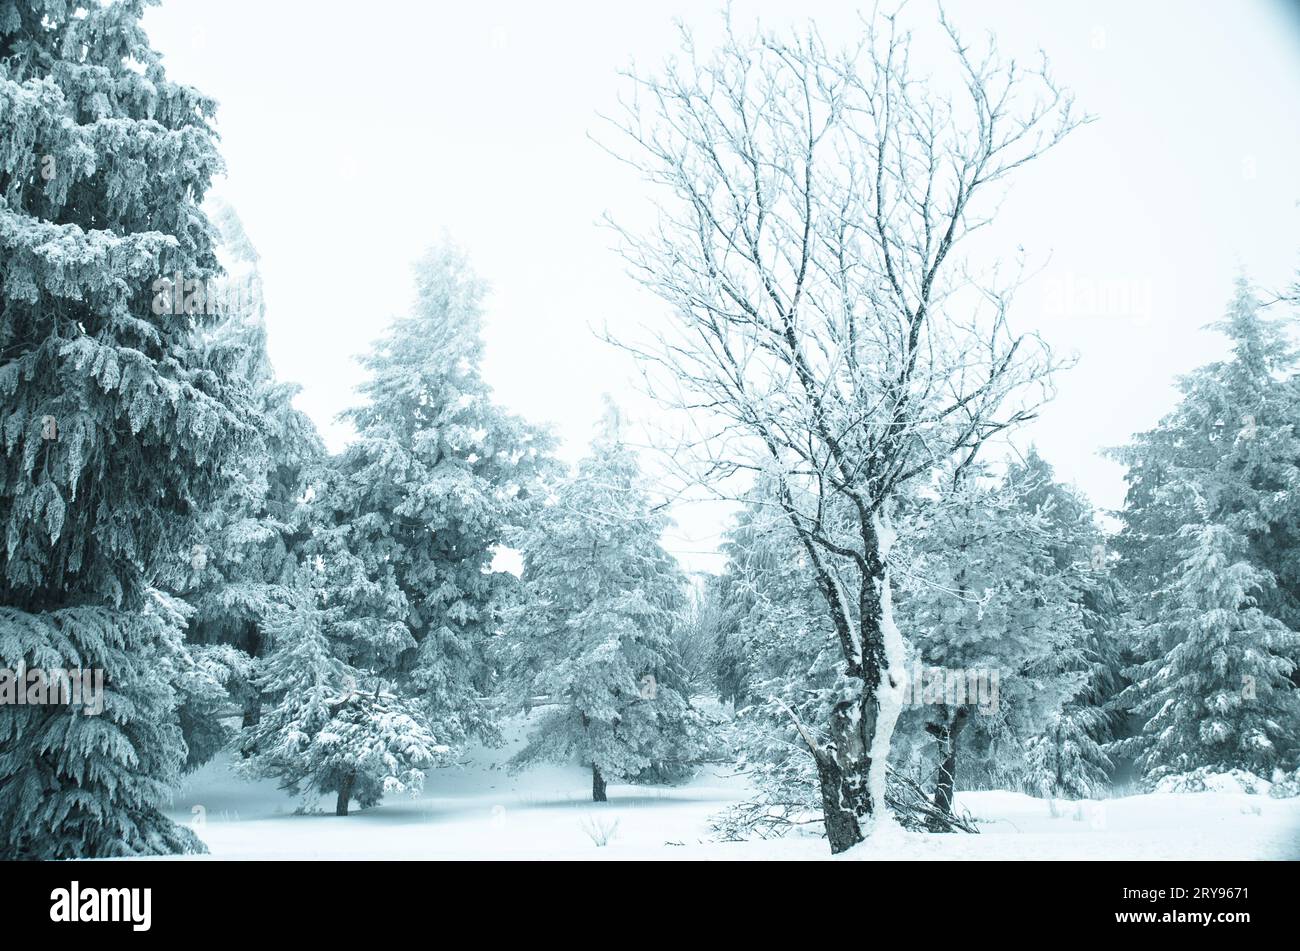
[817,515,906,853]
[869,514,907,824]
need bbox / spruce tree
[894,465,1088,819]
[706,492,805,709]
[0,0,243,857]
[1025,707,1113,803]
[174,203,323,766]
[1110,280,1300,781]
[505,407,707,800]
[707,488,842,825]
[240,590,447,816]
[1114,523,1298,781]
[1005,448,1121,800]
[305,244,552,749]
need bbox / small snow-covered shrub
[1153,767,1271,795]
[1268,768,1300,799]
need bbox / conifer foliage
[505,407,708,800]
[0,0,244,857]
[895,463,1089,817]
[239,590,448,816]
[173,203,324,769]
[303,244,553,750]
[1111,281,1300,783]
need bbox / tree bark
[807,551,899,855]
[816,691,884,853]
[336,771,356,817]
[929,707,970,829]
[592,764,607,802]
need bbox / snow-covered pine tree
[706,488,845,827]
[173,203,324,767]
[505,407,708,800]
[0,1,247,857]
[1004,448,1120,801]
[1114,523,1299,782]
[1110,279,1300,781]
[704,490,805,709]
[305,244,553,751]
[240,589,449,816]
[1024,706,1113,804]
[893,464,1088,822]
[707,572,749,708]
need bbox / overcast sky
[141,0,1300,572]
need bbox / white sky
[141,0,1300,573]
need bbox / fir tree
[1005,448,1122,799]
[894,464,1088,820]
[1114,523,1299,781]
[1110,279,1300,781]
[173,203,323,765]
[708,488,842,825]
[305,244,553,749]
[240,590,448,816]
[1025,706,1113,803]
[505,407,707,800]
[0,0,244,857]
[705,494,805,709]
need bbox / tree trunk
[809,538,906,855]
[591,764,607,802]
[336,771,356,817]
[815,693,880,853]
[930,707,970,829]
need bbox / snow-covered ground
[161,722,1300,861]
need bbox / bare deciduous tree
[603,8,1085,852]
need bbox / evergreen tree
[305,244,552,749]
[1025,706,1113,803]
[710,489,842,825]
[1005,448,1122,800]
[173,203,323,766]
[1110,279,1300,781]
[1114,523,1299,781]
[505,408,707,800]
[708,571,750,708]
[240,590,447,816]
[705,491,809,709]
[0,0,243,856]
[893,464,1088,820]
